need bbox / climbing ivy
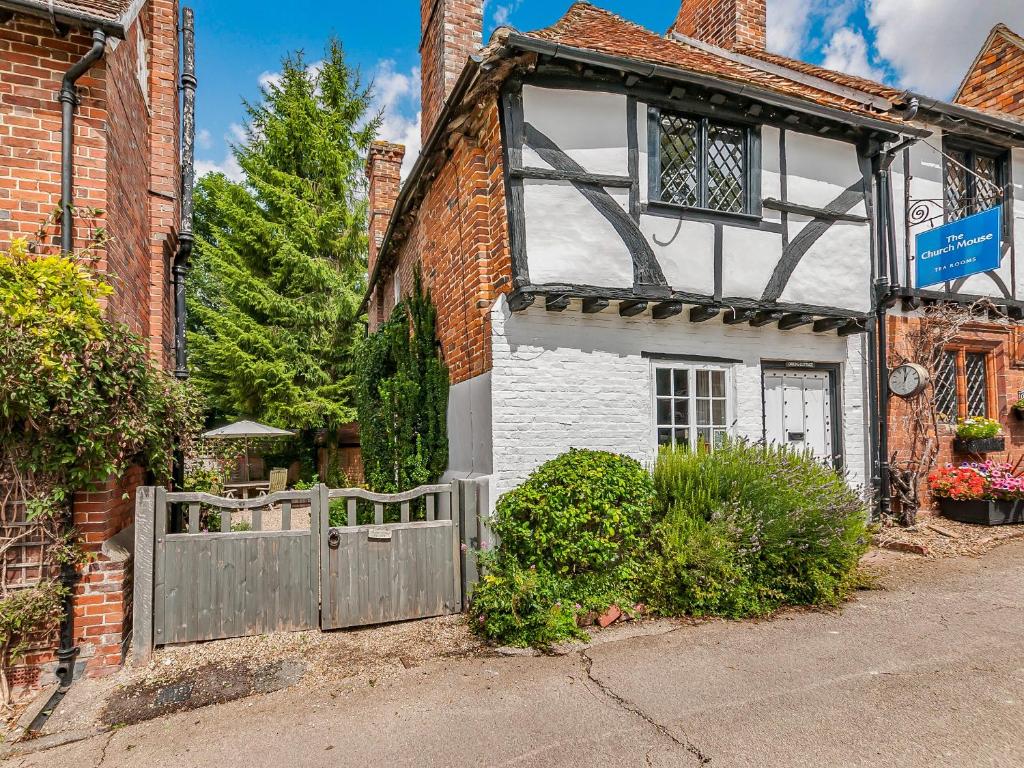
[356,267,449,493]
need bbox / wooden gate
[319,484,462,630]
[133,481,476,662]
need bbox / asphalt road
[7,543,1024,767]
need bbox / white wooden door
[763,369,834,463]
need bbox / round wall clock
[888,363,930,398]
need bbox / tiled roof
[2,0,138,33]
[51,0,134,21]
[521,2,902,123]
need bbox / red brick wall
[0,2,181,692]
[369,101,512,385]
[670,0,767,50]
[955,27,1024,118]
[419,0,483,143]
[887,316,1024,510]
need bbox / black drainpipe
[171,7,197,494]
[174,7,196,380]
[35,28,108,729]
[59,29,106,254]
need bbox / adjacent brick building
[1,0,185,695]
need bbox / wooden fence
[132,479,489,663]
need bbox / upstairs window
[943,142,1007,228]
[651,108,757,215]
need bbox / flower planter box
[938,498,1024,526]
[953,436,1005,454]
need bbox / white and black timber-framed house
[363,0,1024,515]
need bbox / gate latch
[368,527,393,542]
[328,529,341,549]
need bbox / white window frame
[650,359,735,451]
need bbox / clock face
[889,364,928,398]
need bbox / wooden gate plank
[152,487,168,648]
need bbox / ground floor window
[653,363,731,450]
[934,348,991,421]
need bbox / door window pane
[934,351,959,422]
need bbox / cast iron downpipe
[50,28,107,711]
[174,7,197,380]
[59,29,106,255]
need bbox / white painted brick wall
[489,296,870,498]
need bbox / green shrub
[646,442,869,614]
[492,449,655,576]
[955,416,1001,440]
[469,554,584,647]
[641,505,758,617]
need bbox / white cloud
[821,28,885,81]
[767,0,813,56]
[258,70,281,90]
[196,128,212,150]
[489,0,523,28]
[867,0,1024,96]
[195,155,244,183]
[371,60,422,179]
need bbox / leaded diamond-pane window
[934,351,959,422]
[943,141,1007,228]
[655,109,752,214]
[964,352,988,418]
[659,114,699,208]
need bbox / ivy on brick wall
[0,237,203,704]
[356,266,449,493]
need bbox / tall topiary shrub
[356,266,448,492]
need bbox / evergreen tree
[187,40,378,432]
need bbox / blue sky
[190,0,1024,179]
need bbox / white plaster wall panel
[785,131,865,211]
[640,215,716,294]
[446,373,493,476]
[720,226,783,299]
[760,125,782,202]
[522,180,633,286]
[521,85,629,176]
[489,297,868,500]
[781,220,872,312]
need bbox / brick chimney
[366,141,406,281]
[670,0,767,50]
[420,0,483,144]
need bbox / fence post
[310,485,326,625]
[449,480,462,612]
[131,486,156,665]
[460,480,480,605]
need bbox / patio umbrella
[201,420,295,482]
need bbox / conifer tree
[187,41,378,432]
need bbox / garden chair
[268,468,288,494]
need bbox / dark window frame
[941,138,1010,238]
[648,106,762,219]
[933,345,994,422]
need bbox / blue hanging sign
[915,206,1002,288]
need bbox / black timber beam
[778,313,814,330]
[652,301,683,319]
[722,308,753,325]
[749,311,782,327]
[582,297,609,314]
[812,318,845,333]
[508,291,536,312]
[545,295,571,312]
[619,299,648,317]
[838,319,868,336]
[689,305,720,323]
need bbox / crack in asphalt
[579,649,712,765]
[93,731,114,768]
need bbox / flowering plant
[928,461,1024,501]
[1012,398,1024,411]
[955,416,1002,440]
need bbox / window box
[952,436,1005,454]
[937,498,1024,526]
